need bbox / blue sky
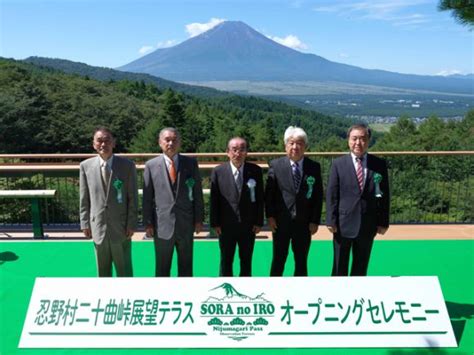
[1,0,473,76]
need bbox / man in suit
[143,127,204,277]
[80,127,138,277]
[210,137,264,277]
[326,124,390,276]
[265,126,323,276]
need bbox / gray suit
[143,154,204,276]
[79,155,138,277]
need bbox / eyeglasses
[229,148,247,153]
[94,138,113,144]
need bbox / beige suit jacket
[79,155,138,244]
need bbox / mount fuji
[119,21,472,94]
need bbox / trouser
[94,237,133,277]
[270,220,311,277]
[332,232,375,276]
[154,233,193,277]
[219,224,256,277]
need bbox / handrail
[1,152,472,172]
[0,163,226,171]
[1,152,472,225]
[1,151,473,160]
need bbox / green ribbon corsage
[185,178,195,201]
[113,178,123,203]
[374,173,383,198]
[306,176,315,199]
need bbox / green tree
[251,116,278,152]
[439,0,474,27]
[373,115,418,151]
[129,116,162,153]
[0,66,51,153]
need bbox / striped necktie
[292,162,301,191]
[356,157,364,191]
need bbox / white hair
[284,126,308,145]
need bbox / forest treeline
[0,58,351,154]
[1,57,472,155]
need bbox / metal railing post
[30,198,44,239]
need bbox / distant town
[296,95,472,122]
[348,114,465,125]
[346,98,466,123]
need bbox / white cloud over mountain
[138,39,178,55]
[268,34,308,51]
[186,18,226,37]
[138,46,154,55]
[156,40,178,48]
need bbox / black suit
[265,156,323,276]
[210,162,264,276]
[326,153,390,276]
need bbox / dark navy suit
[326,153,390,276]
[265,156,323,276]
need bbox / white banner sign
[19,276,456,348]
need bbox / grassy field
[370,123,394,132]
[1,239,473,354]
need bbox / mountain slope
[23,56,227,98]
[119,21,472,95]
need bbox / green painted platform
[1,240,473,354]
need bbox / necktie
[101,162,111,191]
[292,162,301,191]
[356,157,364,191]
[235,169,243,195]
[169,159,177,184]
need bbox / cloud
[339,52,349,58]
[435,69,463,76]
[138,46,154,55]
[313,0,431,26]
[138,39,178,55]
[391,13,430,26]
[156,40,178,48]
[268,34,309,51]
[185,18,226,38]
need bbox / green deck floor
[1,239,473,354]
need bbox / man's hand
[377,226,388,235]
[309,223,319,235]
[214,226,222,236]
[252,225,261,234]
[145,224,154,238]
[327,225,338,234]
[82,228,92,239]
[126,229,135,240]
[195,222,204,234]
[267,217,277,233]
